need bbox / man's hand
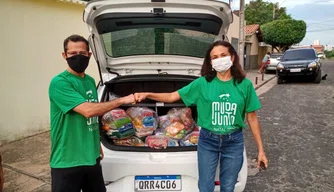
[121,94,136,105]
[257,151,268,170]
[134,93,147,102]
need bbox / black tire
[264,69,269,74]
[314,70,321,84]
[277,77,284,84]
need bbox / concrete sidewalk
[0,71,276,192]
[246,70,276,90]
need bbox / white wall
[0,0,99,144]
[226,14,240,43]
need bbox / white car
[265,53,283,72]
[83,1,248,191]
[317,52,326,59]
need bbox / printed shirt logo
[86,90,99,131]
[212,93,238,132]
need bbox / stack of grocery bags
[102,107,200,149]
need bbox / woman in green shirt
[135,41,268,192]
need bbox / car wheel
[277,77,284,84]
[314,70,321,84]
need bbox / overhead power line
[279,0,288,6]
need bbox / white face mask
[211,56,233,73]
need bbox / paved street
[244,60,334,191]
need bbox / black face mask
[66,54,90,73]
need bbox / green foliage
[261,19,306,52]
[245,0,291,26]
[325,50,334,58]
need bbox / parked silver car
[265,53,283,73]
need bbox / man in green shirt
[49,35,135,192]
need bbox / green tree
[245,0,291,26]
[325,50,334,58]
[261,19,306,52]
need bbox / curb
[255,76,277,90]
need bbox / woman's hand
[134,93,148,102]
[246,112,268,169]
[257,151,268,169]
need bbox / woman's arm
[247,111,269,169]
[135,91,181,103]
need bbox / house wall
[226,14,240,51]
[0,0,99,144]
[247,34,260,69]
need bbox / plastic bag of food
[154,128,165,136]
[165,122,187,140]
[168,108,195,134]
[145,135,169,149]
[135,130,155,138]
[126,107,158,137]
[180,131,199,146]
[109,93,120,101]
[168,138,179,147]
[193,124,201,132]
[102,109,135,139]
[158,115,171,130]
[113,136,145,147]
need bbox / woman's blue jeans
[197,128,244,192]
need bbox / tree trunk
[274,47,280,53]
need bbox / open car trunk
[100,74,199,152]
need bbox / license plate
[290,68,301,72]
[134,175,182,191]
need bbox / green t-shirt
[48,70,100,168]
[178,76,261,134]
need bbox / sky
[223,0,334,46]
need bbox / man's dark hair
[63,34,89,53]
[201,40,246,85]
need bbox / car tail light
[267,60,271,64]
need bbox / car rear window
[270,54,283,59]
[101,28,216,58]
[282,49,316,61]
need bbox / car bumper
[101,145,247,192]
[277,68,318,77]
[266,66,277,71]
[105,176,246,192]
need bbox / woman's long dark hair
[201,40,246,85]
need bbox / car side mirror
[277,57,281,61]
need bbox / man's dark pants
[51,157,106,192]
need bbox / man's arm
[73,94,135,118]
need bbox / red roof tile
[245,24,260,35]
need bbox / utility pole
[273,3,278,20]
[273,4,275,20]
[239,0,245,70]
